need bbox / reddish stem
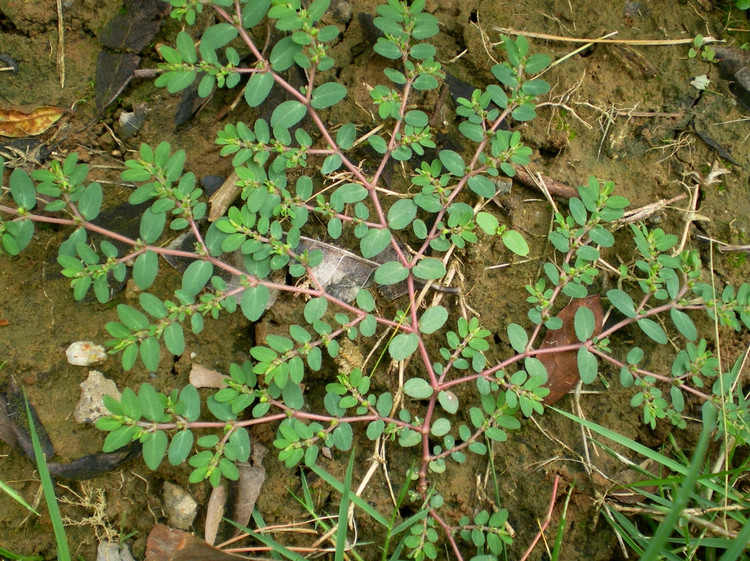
[519,475,560,561]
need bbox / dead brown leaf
[204,484,227,546]
[145,524,243,561]
[189,363,228,389]
[540,295,603,405]
[230,442,268,536]
[0,106,66,138]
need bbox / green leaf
[398,428,421,447]
[133,250,158,290]
[140,292,167,319]
[321,153,342,174]
[360,228,392,258]
[175,31,197,62]
[387,198,417,230]
[511,103,536,122]
[241,285,269,322]
[507,323,528,352]
[164,323,185,356]
[168,430,193,465]
[501,229,529,256]
[304,297,327,323]
[374,261,408,285]
[182,260,213,297]
[179,385,201,422]
[142,430,168,470]
[670,308,697,341]
[269,35,302,71]
[637,318,668,344]
[245,72,275,108]
[413,258,445,280]
[332,423,352,451]
[369,134,387,154]
[404,378,433,399]
[330,182,367,209]
[229,428,251,463]
[419,306,448,334]
[476,212,499,235]
[389,333,419,360]
[103,425,137,453]
[438,150,465,176]
[366,420,385,440]
[525,53,551,74]
[202,23,238,48]
[93,275,109,303]
[117,304,149,330]
[569,197,587,226]
[78,182,102,220]
[430,418,451,437]
[589,226,615,247]
[468,175,496,198]
[574,306,595,342]
[562,283,587,299]
[336,123,356,149]
[9,168,36,209]
[374,38,402,59]
[521,78,550,95]
[121,345,138,371]
[459,121,484,142]
[120,387,141,420]
[140,207,166,244]
[270,100,307,129]
[140,336,161,371]
[606,289,636,318]
[438,390,459,414]
[577,347,598,384]
[166,70,197,93]
[311,82,347,109]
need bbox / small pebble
[162,482,198,530]
[96,540,136,561]
[66,341,107,366]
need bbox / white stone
[74,370,121,424]
[66,341,107,366]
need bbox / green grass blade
[550,481,574,560]
[601,504,646,554]
[718,516,750,561]
[382,463,417,561]
[309,462,389,527]
[23,391,70,561]
[640,402,717,561]
[227,518,307,561]
[0,546,44,561]
[389,508,429,537]
[250,510,282,561]
[552,406,736,499]
[0,477,39,515]
[335,451,356,561]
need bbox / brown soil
[1,1,749,560]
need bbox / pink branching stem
[519,475,561,561]
[430,509,464,561]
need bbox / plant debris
[540,295,604,404]
[145,524,244,561]
[0,106,66,138]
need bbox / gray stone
[74,370,121,424]
[162,481,198,530]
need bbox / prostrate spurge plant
[1,0,748,558]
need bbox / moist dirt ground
[1,0,749,560]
